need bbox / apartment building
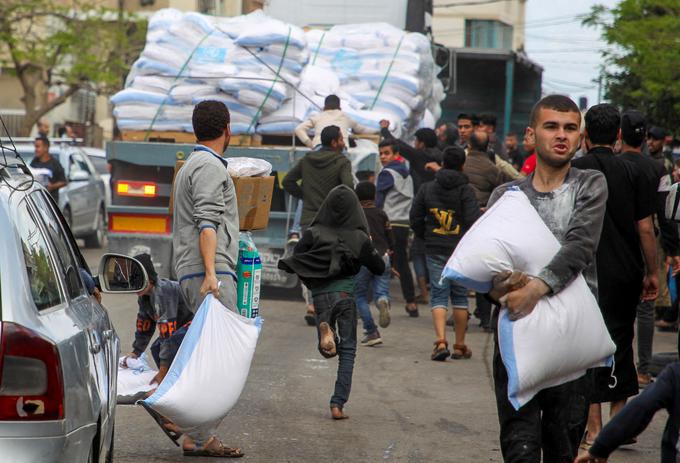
[432,0,541,137]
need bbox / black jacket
[278,185,385,288]
[410,169,481,254]
[590,362,680,463]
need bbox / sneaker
[377,299,391,328]
[361,331,383,346]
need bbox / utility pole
[597,73,603,104]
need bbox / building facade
[431,0,541,138]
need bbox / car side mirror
[98,253,148,293]
[70,170,90,182]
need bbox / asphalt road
[82,247,673,463]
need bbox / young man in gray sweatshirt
[169,100,243,458]
[487,95,608,462]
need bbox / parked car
[81,147,111,210]
[0,155,148,462]
[11,140,107,248]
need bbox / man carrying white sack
[163,100,243,458]
[486,95,608,463]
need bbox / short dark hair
[321,125,342,147]
[378,139,399,153]
[133,253,158,286]
[469,131,489,152]
[414,128,437,148]
[355,170,374,182]
[457,113,474,123]
[442,123,459,146]
[192,100,230,142]
[529,94,580,128]
[324,94,341,110]
[35,136,50,148]
[479,114,497,128]
[505,132,517,139]
[355,181,376,201]
[621,110,647,148]
[442,145,466,171]
[585,104,620,146]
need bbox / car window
[70,152,91,176]
[16,200,64,311]
[88,155,108,175]
[30,191,85,299]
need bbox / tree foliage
[0,0,146,135]
[584,1,680,132]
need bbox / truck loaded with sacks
[106,4,448,288]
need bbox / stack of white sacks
[111,9,444,137]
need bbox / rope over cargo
[144,30,216,140]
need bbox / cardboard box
[231,175,275,231]
[170,160,274,231]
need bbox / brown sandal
[452,344,472,359]
[431,339,450,361]
[183,441,244,458]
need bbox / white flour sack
[441,188,615,409]
[142,294,262,428]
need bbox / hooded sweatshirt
[278,185,385,296]
[410,168,481,255]
[376,160,414,223]
[282,149,354,227]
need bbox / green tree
[0,0,146,136]
[585,1,680,131]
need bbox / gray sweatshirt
[172,146,239,282]
[487,167,608,296]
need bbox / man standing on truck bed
[282,125,354,325]
[295,94,372,149]
[170,100,244,458]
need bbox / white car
[12,141,107,248]
[81,147,111,210]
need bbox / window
[87,155,108,175]
[69,152,91,178]
[465,19,513,50]
[31,191,84,299]
[16,200,64,311]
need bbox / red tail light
[116,180,157,198]
[0,322,64,420]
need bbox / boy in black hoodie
[278,185,385,419]
[354,181,395,346]
[410,146,481,361]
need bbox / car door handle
[103,330,114,341]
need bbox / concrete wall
[432,0,526,50]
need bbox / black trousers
[493,338,588,462]
[392,225,415,304]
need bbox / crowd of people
[113,96,680,461]
[279,93,680,462]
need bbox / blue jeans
[312,291,357,409]
[353,256,391,334]
[289,198,303,235]
[411,237,429,281]
[426,253,468,310]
